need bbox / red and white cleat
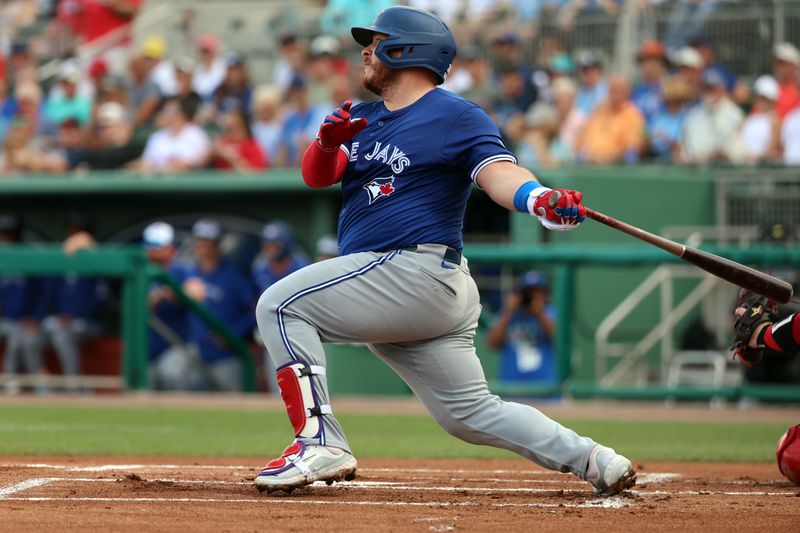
[255,441,357,494]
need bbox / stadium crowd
[0,0,799,174]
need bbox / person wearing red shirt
[773,42,800,120]
[210,110,268,171]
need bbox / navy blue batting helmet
[351,6,456,85]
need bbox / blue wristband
[513,181,541,213]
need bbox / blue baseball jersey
[186,261,257,364]
[338,88,516,255]
[149,262,191,360]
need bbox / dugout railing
[0,246,257,392]
[1,243,799,401]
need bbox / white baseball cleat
[584,444,637,496]
[255,440,357,494]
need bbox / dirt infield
[1,456,798,532]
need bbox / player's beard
[361,60,401,97]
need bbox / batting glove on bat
[530,188,586,231]
[731,289,778,366]
[317,101,368,151]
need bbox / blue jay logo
[363,176,396,205]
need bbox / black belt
[394,245,462,265]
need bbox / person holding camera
[487,271,558,386]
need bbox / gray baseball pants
[255,244,595,478]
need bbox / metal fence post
[121,251,150,390]
[554,263,575,384]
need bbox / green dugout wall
[1,168,797,400]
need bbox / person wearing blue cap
[252,221,309,394]
[252,221,309,294]
[181,218,258,391]
[487,271,558,388]
[141,221,193,390]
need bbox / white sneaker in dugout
[584,444,637,496]
[255,441,357,494]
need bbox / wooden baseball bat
[584,206,794,304]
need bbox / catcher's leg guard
[276,361,331,440]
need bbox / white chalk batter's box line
[6,464,794,489]
[1,475,798,510]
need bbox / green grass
[0,404,789,463]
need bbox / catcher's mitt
[732,289,778,366]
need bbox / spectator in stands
[679,70,745,165]
[672,46,705,103]
[327,72,359,110]
[87,58,109,97]
[491,31,524,67]
[772,42,800,120]
[12,80,42,131]
[647,76,692,162]
[315,235,339,262]
[741,75,780,164]
[781,103,800,166]
[1,116,44,173]
[0,214,44,394]
[515,103,566,169]
[307,35,345,106]
[41,118,86,172]
[42,64,92,131]
[690,35,736,92]
[141,221,191,391]
[0,80,13,145]
[252,221,308,294]
[83,101,143,169]
[139,97,210,173]
[210,110,268,172]
[576,74,644,165]
[491,63,538,142]
[632,39,667,125]
[212,51,253,119]
[182,218,256,392]
[273,34,306,93]
[275,75,327,167]
[30,217,108,392]
[193,34,226,102]
[174,57,199,102]
[96,74,129,110]
[140,35,177,98]
[487,271,558,389]
[250,85,283,165]
[460,47,495,111]
[127,55,162,133]
[173,57,204,126]
[551,77,584,159]
[575,50,607,116]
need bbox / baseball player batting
[254,6,636,497]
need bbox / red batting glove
[531,188,586,231]
[317,101,368,151]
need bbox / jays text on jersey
[337,88,516,255]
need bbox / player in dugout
[253,6,636,497]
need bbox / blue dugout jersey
[186,261,257,364]
[338,88,516,255]
[493,306,557,384]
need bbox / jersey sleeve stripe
[340,145,350,159]
[470,154,518,183]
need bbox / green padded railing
[0,246,257,391]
